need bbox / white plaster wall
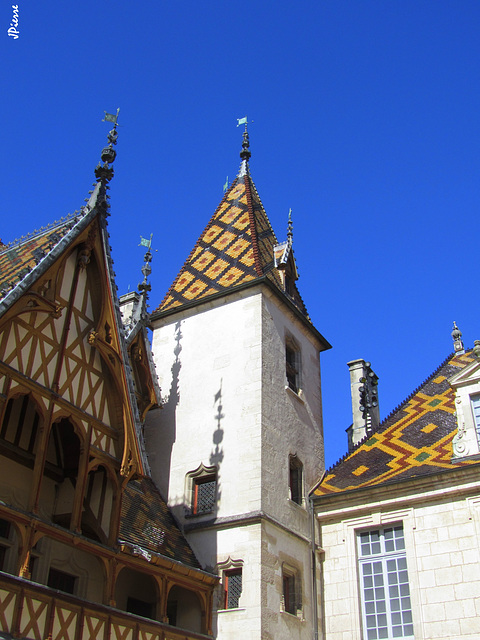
[146,285,326,640]
[318,490,480,640]
[147,291,263,522]
[190,523,262,640]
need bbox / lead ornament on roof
[451,321,465,354]
[287,208,293,244]
[95,108,120,183]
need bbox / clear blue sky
[2,1,480,470]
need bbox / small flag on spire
[139,234,152,249]
[103,108,120,125]
[223,176,229,192]
[237,116,247,127]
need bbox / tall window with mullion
[357,525,413,640]
[471,395,480,444]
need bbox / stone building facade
[312,349,480,640]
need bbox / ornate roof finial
[138,234,153,299]
[473,340,480,360]
[95,108,120,183]
[237,117,252,176]
[452,321,465,355]
[287,208,293,244]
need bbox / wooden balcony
[0,572,213,640]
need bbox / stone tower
[145,128,330,639]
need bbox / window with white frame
[357,525,413,640]
[470,395,480,445]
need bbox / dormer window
[449,352,480,459]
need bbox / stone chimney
[346,359,380,452]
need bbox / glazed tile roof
[121,476,201,568]
[0,215,80,301]
[314,351,478,497]
[154,171,307,316]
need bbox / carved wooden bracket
[88,330,123,371]
[12,293,63,319]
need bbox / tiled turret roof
[313,351,479,498]
[153,170,308,317]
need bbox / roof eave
[151,276,332,352]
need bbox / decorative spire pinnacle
[240,125,251,162]
[138,234,153,299]
[95,108,120,183]
[287,208,293,244]
[452,321,465,354]
[237,117,252,177]
[473,340,480,360]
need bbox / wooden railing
[0,572,212,640]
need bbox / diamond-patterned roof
[154,171,307,316]
[0,216,79,302]
[314,351,479,497]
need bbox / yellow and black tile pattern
[0,220,75,299]
[315,352,478,496]
[157,174,294,313]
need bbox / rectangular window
[127,596,154,619]
[282,568,301,616]
[471,395,480,444]
[286,343,299,393]
[224,569,242,609]
[358,525,413,640]
[193,476,216,514]
[48,568,77,594]
[289,455,303,505]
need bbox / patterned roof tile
[0,215,79,301]
[121,476,201,568]
[314,351,479,497]
[154,171,307,316]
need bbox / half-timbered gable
[0,127,216,640]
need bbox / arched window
[0,394,42,510]
[186,464,217,516]
[115,567,158,620]
[167,585,203,633]
[40,418,81,527]
[1,394,40,458]
[82,464,117,544]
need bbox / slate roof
[121,476,201,568]
[314,350,479,498]
[154,169,308,317]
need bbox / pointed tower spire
[287,208,293,245]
